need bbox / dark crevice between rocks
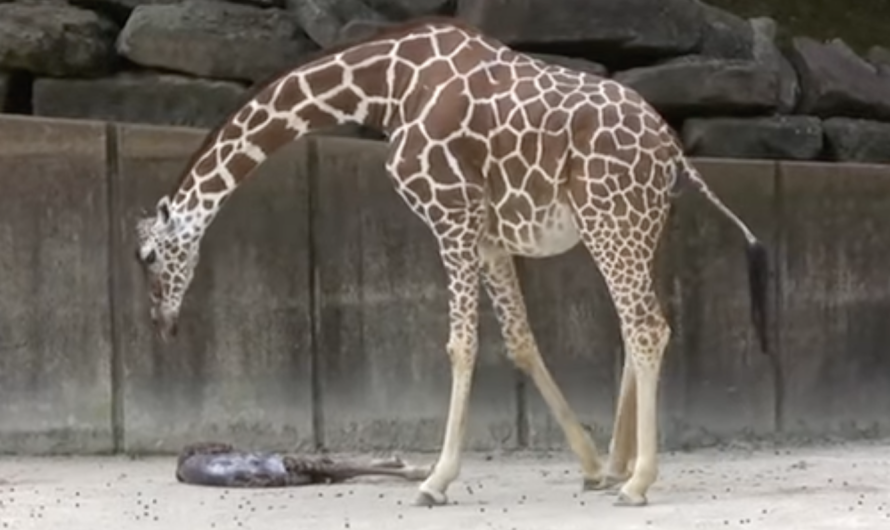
[224,0,286,11]
[364,0,457,20]
[511,41,679,72]
[66,0,134,28]
[107,57,253,91]
[3,71,33,115]
[813,127,835,163]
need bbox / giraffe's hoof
[414,489,448,507]
[614,490,648,507]
[582,474,625,492]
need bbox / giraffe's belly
[486,199,582,258]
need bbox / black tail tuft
[745,239,769,354]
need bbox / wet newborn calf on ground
[176,442,431,488]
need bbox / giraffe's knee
[446,334,477,369]
[503,334,539,373]
[508,347,536,373]
[624,312,670,372]
[650,315,670,351]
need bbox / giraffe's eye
[136,249,157,265]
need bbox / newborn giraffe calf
[175,442,431,488]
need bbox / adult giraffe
[133,17,768,507]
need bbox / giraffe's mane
[167,15,483,199]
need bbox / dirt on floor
[1,440,889,530]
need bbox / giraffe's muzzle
[150,306,180,342]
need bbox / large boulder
[681,116,823,160]
[787,37,890,121]
[337,18,395,45]
[67,0,183,25]
[823,118,890,164]
[117,1,317,83]
[528,53,608,78]
[696,1,753,60]
[866,45,890,77]
[613,57,778,118]
[456,0,705,64]
[0,3,119,77]
[33,73,247,128]
[71,0,292,25]
[750,17,799,114]
[285,0,386,47]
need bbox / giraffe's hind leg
[569,191,671,507]
[479,241,604,486]
[585,355,637,492]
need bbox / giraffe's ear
[156,196,172,225]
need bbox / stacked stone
[0,0,449,129]
[1,0,890,163]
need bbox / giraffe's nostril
[150,279,162,300]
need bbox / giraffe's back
[472,49,679,258]
[387,21,681,258]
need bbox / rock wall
[2,0,890,162]
[4,115,890,455]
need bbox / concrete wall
[0,116,113,453]
[110,123,315,453]
[1,114,889,455]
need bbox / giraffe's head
[134,195,201,342]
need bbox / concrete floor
[1,441,889,530]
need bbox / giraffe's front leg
[479,242,604,488]
[414,241,482,507]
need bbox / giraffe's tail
[673,156,769,354]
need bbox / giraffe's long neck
[168,46,399,236]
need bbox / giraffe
[133,16,769,507]
[175,441,430,487]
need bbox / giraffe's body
[134,18,768,507]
